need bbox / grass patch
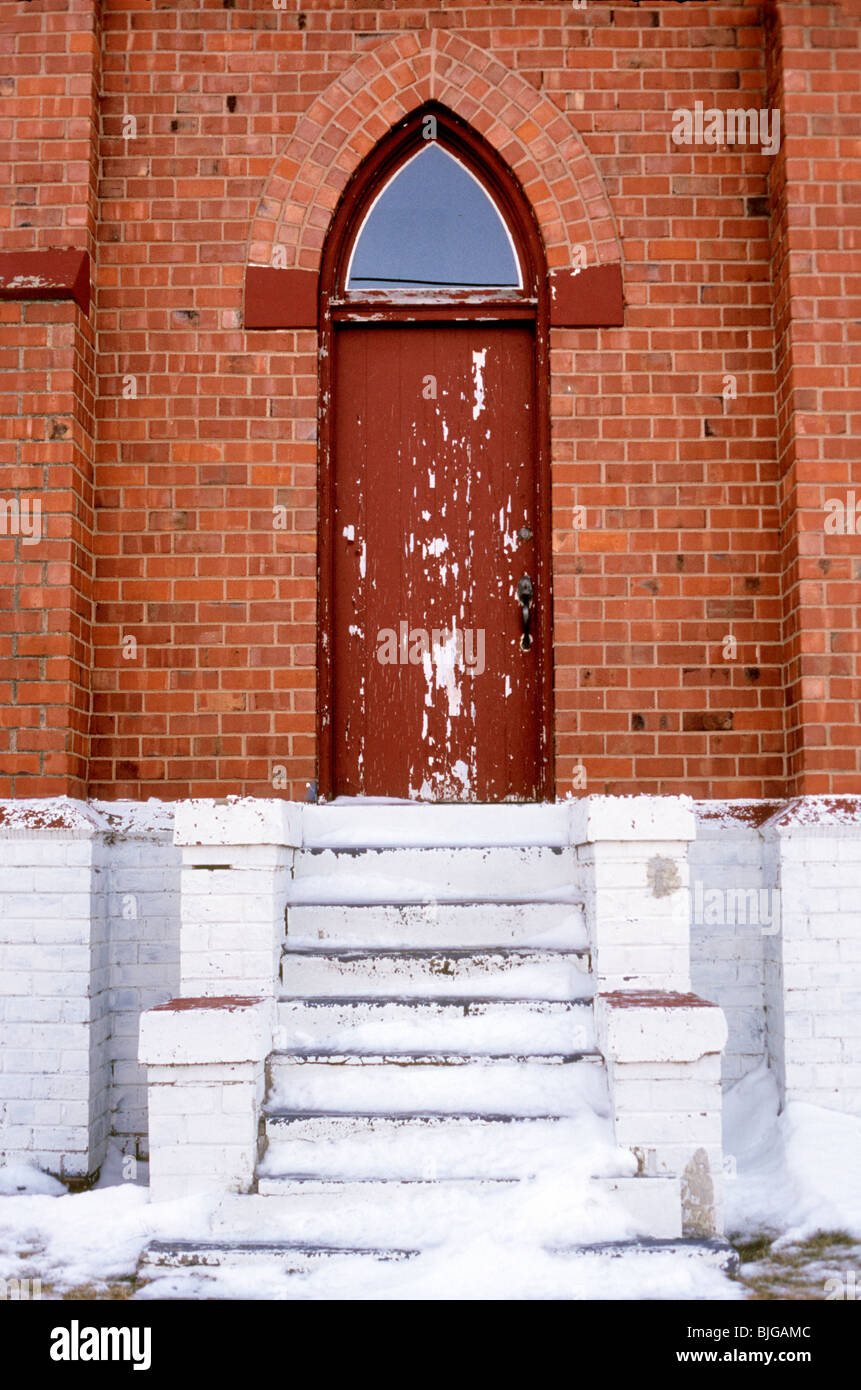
[731,1229,860,1300]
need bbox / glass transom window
[346,144,522,291]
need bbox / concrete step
[140,1234,737,1280]
[300,801,572,850]
[275,996,595,1054]
[260,1111,612,1179]
[212,1176,681,1242]
[265,1051,605,1116]
[255,1175,514,1199]
[290,845,578,901]
[140,1239,419,1273]
[550,1237,740,1275]
[284,901,586,949]
[279,946,593,999]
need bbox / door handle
[516,574,533,651]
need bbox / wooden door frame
[316,103,555,802]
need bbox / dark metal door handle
[516,574,533,651]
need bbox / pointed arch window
[344,144,523,294]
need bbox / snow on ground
[724,1061,861,1244]
[0,1163,65,1198]
[0,1174,215,1293]
[2,1069,860,1299]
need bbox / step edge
[281,946,591,959]
[269,1050,602,1064]
[263,1109,570,1122]
[276,995,592,1007]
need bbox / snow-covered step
[279,946,593,1000]
[255,1175,514,1200]
[290,845,577,901]
[210,1176,680,1247]
[592,1177,682,1240]
[284,901,585,949]
[275,996,595,1054]
[241,1178,557,1246]
[261,1111,621,1180]
[549,1238,740,1275]
[140,1234,738,1281]
[301,801,571,849]
[266,1052,604,1116]
[141,1239,419,1273]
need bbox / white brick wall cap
[0,797,104,840]
[139,996,275,1066]
[596,991,728,1063]
[173,797,302,849]
[90,799,175,839]
[570,795,696,846]
[693,799,785,836]
[761,795,861,839]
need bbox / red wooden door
[332,322,543,801]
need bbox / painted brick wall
[0,804,110,1177]
[689,802,778,1084]
[0,800,180,1172]
[690,796,861,1115]
[0,1,859,801]
[765,803,861,1115]
[93,802,181,1155]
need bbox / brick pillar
[139,996,274,1201]
[763,798,861,1115]
[173,798,300,998]
[768,2,861,792]
[572,794,697,992]
[596,993,728,1237]
[0,0,102,796]
[0,799,109,1181]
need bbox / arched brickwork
[247,29,621,274]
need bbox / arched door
[318,108,553,802]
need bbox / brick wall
[766,2,861,794]
[92,0,785,798]
[0,1,859,799]
[0,0,101,798]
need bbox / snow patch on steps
[274,996,594,1054]
[291,845,577,898]
[280,947,593,999]
[265,1052,606,1116]
[301,801,572,849]
[284,901,586,947]
[259,1112,625,1182]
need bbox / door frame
[316,103,555,801]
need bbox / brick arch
[246,29,621,275]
